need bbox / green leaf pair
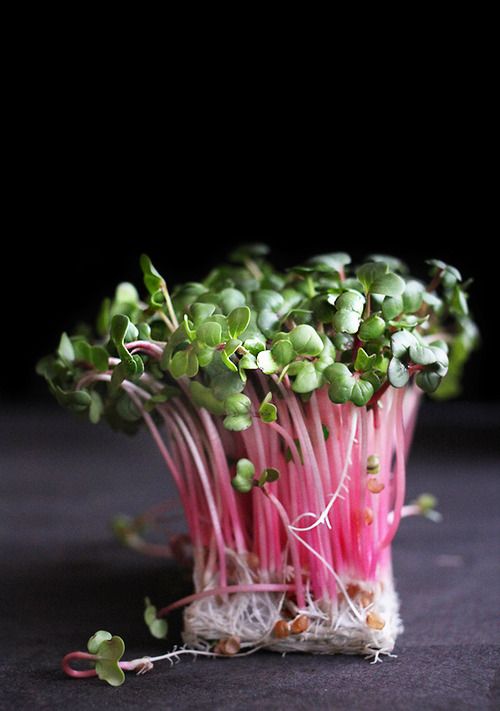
[231,458,280,493]
[87,631,125,687]
[324,362,374,406]
[259,393,277,423]
[224,393,252,431]
[144,597,168,639]
[356,262,406,297]
[388,330,449,392]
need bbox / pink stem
[378,388,406,550]
[61,652,97,678]
[157,582,296,618]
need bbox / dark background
[3,232,496,403]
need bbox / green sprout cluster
[37,246,478,432]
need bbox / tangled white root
[182,556,403,661]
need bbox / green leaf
[271,338,295,365]
[228,306,251,338]
[218,288,246,313]
[140,254,164,295]
[431,346,449,376]
[229,243,270,263]
[149,619,168,639]
[95,636,126,687]
[359,315,385,341]
[225,393,251,416]
[308,252,351,271]
[91,346,109,372]
[224,414,252,431]
[391,330,418,358]
[357,262,405,296]
[334,291,365,315]
[450,285,469,316]
[356,262,388,291]
[190,381,225,415]
[354,347,377,372]
[89,391,103,424]
[292,361,321,393]
[170,350,189,379]
[258,467,280,486]
[350,378,374,406]
[416,370,442,393]
[244,337,266,355]
[58,332,74,363]
[183,315,196,342]
[221,350,238,373]
[382,295,403,320]
[88,630,112,654]
[239,353,258,371]
[54,387,92,412]
[371,272,406,297]
[333,309,360,334]
[197,345,215,367]
[388,357,409,387]
[144,597,168,639]
[254,289,284,312]
[328,376,354,404]
[259,394,277,423]
[366,254,408,273]
[197,321,222,347]
[224,339,242,357]
[115,393,141,422]
[333,332,354,351]
[323,362,351,384]
[257,309,280,336]
[403,280,424,313]
[110,361,127,393]
[257,350,280,374]
[96,297,111,336]
[186,350,199,377]
[191,302,217,323]
[409,343,437,366]
[289,324,324,356]
[115,282,139,305]
[232,458,255,492]
[211,369,245,401]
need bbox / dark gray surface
[1,403,499,710]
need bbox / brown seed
[346,583,360,598]
[244,552,260,572]
[364,507,374,525]
[273,619,290,638]
[360,591,374,608]
[366,611,385,630]
[367,478,385,494]
[290,615,309,634]
[215,636,241,655]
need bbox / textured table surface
[1,402,499,710]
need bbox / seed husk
[290,615,309,634]
[273,619,290,638]
[367,478,385,494]
[366,611,385,630]
[215,635,241,655]
[364,507,374,525]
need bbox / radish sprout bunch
[38,247,477,684]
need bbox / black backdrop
[3,235,495,403]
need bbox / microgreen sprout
[40,249,477,677]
